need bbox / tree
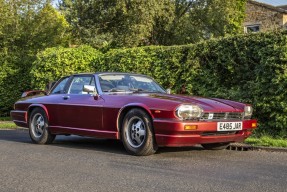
[59,0,174,48]
[59,0,247,47]
[152,0,247,45]
[0,0,70,51]
[0,0,71,115]
[26,4,70,50]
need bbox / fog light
[184,125,197,130]
[252,123,257,128]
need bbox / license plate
[217,122,242,131]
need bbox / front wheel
[202,142,230,150]
[121,109,157,156]
[29,108,56,144]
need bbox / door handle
[62,96,70,100]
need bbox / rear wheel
[202,142,230,150]
[29,108,56,144]
[121,109,157,156]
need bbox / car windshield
[99,74,166,93]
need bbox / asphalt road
[0,129,286,192]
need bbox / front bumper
[153,118,257,147]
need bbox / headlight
[244,105,253,119]
[176,104,203,120]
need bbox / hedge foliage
[31,45,103,89]
[2,32,287,136]
[0,50,34,115]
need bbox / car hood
[143,93,244,112]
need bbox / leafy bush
[0,50,33,114]
[30,45,103,89]
[101,46,186,92]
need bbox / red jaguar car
[11,72,257,155]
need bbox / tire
[202,142,230,150]
[29,108,56,144]
[121,108,158,156]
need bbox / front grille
[200,112,243,121]
[201,131,239,136]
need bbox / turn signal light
[184,125,197,130]
[251,123,257,128]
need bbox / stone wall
[244,1,287,32]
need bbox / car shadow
[0,129,31,143]
[53,135,128,155]
[0,129,128,155]
[157,146,204,154]
[0,129,205,155]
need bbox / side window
[50,77,69,94]
[68,76,95,94]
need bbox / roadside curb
[16,127,28,130]
[229,142,287,153]
[0,127,27,131]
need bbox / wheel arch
[27,104,50,123]
[117,103,154,140]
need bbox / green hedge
[2,32,287,136]
[0,46,102,114]
[31,45,103,89]
[101,46,187,92]
[0,50,33,114]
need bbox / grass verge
[0,117,11,121]
[245,136,287,148]
[0,121,17,129]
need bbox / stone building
[244,0,287,33]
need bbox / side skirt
[49,126,118,139]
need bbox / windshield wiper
[129,88,145,93]
[128,88,164,93]
[103,88,127,92]
[143,91,165,94]
[105,88,163,93]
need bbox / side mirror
[166,88,171,94]
[21,90,46,98]
[83,85,98,100]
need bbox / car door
[44,76,71,127]
[55,75,104,131]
